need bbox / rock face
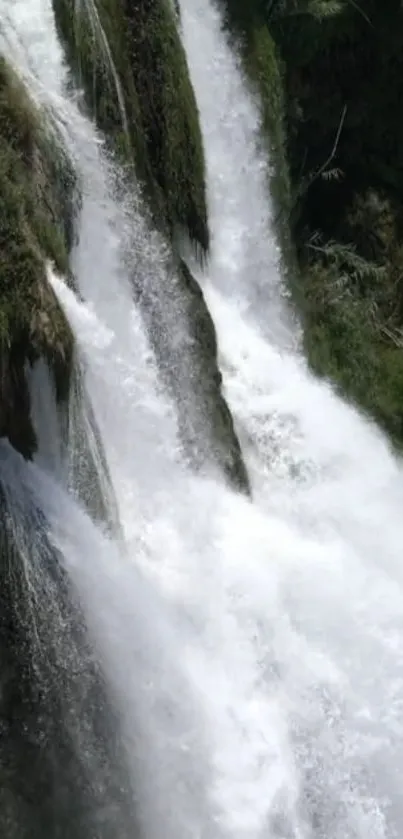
[0,0,250,484]
[0,57,75,457]
[52,0,209,253]
[135,257,251,492]
[51,0,250,491]
[175,260,250,492]
[0,466,138,839]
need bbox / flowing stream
[2,1,403,838]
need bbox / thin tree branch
[298,103,347,198]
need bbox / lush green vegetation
[52,0,209,255]
[0,57,75,457]
[220,0,403,445]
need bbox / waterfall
[2,1,403,838]
[179,0,296,350]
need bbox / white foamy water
[181,0,403,836]
[179,0,295,349]
[2,0,403,838]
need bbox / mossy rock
[52,0,209,256]
[66,364,122,532]
[51,0,251,490]
[178,260,250,492]
[0,57,76,457]
[0,470,138,838]
[132,252,250,492]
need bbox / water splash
[3,0,403,838]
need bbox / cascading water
[181,2,403,837]
[179,0,296,352]
[2,1,403,839]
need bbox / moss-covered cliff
[51,0,250,492]
[221,0,403,447]
[159,258,251,491]
[52,0,209,255]
[0,0,250,494]
[0,57,75,457]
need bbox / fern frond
[307,239,387,283]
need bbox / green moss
[0,57,75,457]
[52,0,209,255]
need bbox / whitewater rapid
[2,0,403,838]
